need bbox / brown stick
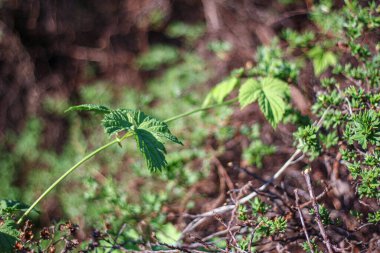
[294,189,314,253]
[303,168,334,253]
[299,184,332,209]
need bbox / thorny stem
[18,99,238,224]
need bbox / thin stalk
[17,132,133,224]
[18,99,237,224]
[164,98,238,123]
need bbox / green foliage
[156,223,181,244]
[357,167,380,199]
[147,9,166,28]
[238,205,248,221]
[254,216,287,240]
[0,200,29,216]
[294,125,321,160]
[367,210,380,224]
[250,197,270,216]
[66,104,183,172]
[309,204,333,225]
[320,131,339,149]
[203,76,239,107]
[241,124,276,168]
[247,40,299,82]
[282,28,315,48]
[307,46,337,76]
[207,40,232,57]
[243,140,276,169]
[301,238,322,253]
[202,42,296,129]
[0,200,27,252]
[79,81,114,106]
[239,77,289,128]
[65,104,111,114]
[166,22,205,44]
[136,44,179,71]
[344,110,380,149]
[2,0,379,251]
[309,1,380,204]
[0,219,19,253]
[148,52,209,102]
[310,0,344,34]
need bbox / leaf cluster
[67,104,182,172]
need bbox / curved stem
[17,132,133,224]
[18,98,237,224]
[164,98,238,123]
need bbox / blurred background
[0,0,311,243]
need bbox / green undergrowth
[1,1,379,252]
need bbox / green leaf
[103,109,182,172]
[102,109,134,136]
[156,223,181,244]
[239,77,289,128]
[238,79,262,108]
[0,219,19,253]
[0,200,30,215]
[308,46,337,76]
[65,104,111,114]
[203,77,239,107]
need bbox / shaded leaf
[102,109,182,171]
[0,219,19,253]
[0,200,30,215]
[134,129,167,172]
[102,109,134,136]
[65,104,111,114]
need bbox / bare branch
[303,168,334,253]
[294,189,314,253]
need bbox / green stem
[18,98,238,224]
[17,132,133,224]
[164,98,238,123]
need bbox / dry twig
[294,189,314,253]
[180,108,330,241]
[303,168,334,253]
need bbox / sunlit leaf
[238,79,262,108]
[203,77,239,107]
[239,77,289,128]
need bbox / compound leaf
[239,79,261,108]
[203,77,239,107]
[259,78,288,128]
[102,109,182,171]
[239,77,289,128]
[102,109,134,136]
[65,104,111,114]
